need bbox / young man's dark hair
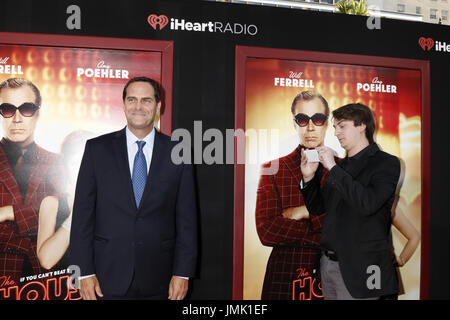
[332,103,375,143]
[122,76,161,103]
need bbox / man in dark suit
[69,77,197,300]
[0,78,60,285]
[300,103,400,299]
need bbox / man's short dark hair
[122,77,161,103]
[291,91,329,118]
[0,78,42,106]
[332,103,376,143]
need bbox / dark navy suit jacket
[69,128,197,297]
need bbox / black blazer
[69,128,198,297]
[301,143,400,298]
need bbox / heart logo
[418,37,434,51]
[147,14,169,30]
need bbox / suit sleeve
[326,156,400,217]
[300,171,326,217]
[69,141,97,277]
[173,162,198,278]
[12,204,39,235]
[255,166,323,247]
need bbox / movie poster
[0,43,163,300]
[240,55,423,300]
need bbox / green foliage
[335,0,369,16]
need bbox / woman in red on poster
[37,131,94,270]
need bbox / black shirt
[0,138,36,201]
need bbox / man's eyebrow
[126,96,154,100]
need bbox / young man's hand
[300,149,319,182]
[316,146,336,171]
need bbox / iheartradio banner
[240,54,423,300]
[0,43,162,300]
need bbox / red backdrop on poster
[0,33,173,300]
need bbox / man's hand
[316,146,336,171]
[282,206,310,220]
[0,206,14,223]
[168,276,188,300]
[79,276,103,300]
[300,149,319,182]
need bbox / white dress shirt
[79,126,187,281]
[125,126,155,176]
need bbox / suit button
[136,241,143,246]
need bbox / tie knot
[136,140,146,151]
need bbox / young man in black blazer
[300,103,400,300]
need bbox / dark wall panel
[1,0,449,299]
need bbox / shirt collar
[1,138,35,150]
[125,126,155,149]
[0,138,35,156]
[347,142,374,162]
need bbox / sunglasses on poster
[294,113,328,127]
[0,103,40,118]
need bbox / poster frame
[233,45,430,300]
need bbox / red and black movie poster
[234,46,430,300]
[0,33,173,300]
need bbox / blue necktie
[132,141,147,207]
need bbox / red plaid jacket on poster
[0,144,60,285]
[255,146,329,300]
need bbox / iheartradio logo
[419,36,450,53]
[418,37,434,51]
[146,13,258,36]
[147,14,169,30]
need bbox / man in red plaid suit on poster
[256,91,333,300]
[0,78,60,287]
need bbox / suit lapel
[283,146,302,185]
[112,128,138,211]
[0,145,22,204]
